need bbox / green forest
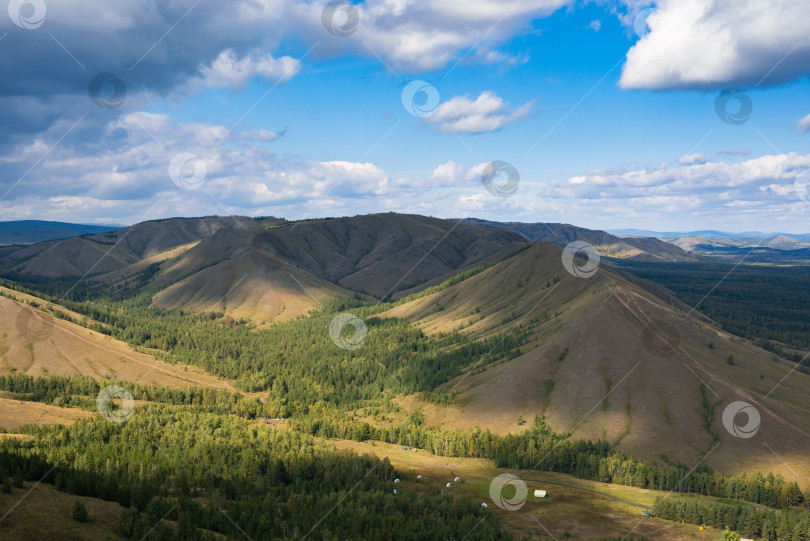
[613,261,810,352]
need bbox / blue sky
[1,0,810,232]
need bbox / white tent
[534,489,547,498]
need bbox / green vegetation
[0,407,508,540]
[71,499,89,522]
[0,285,536,418]
[654,496,810,540]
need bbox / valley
[0,214,808,541]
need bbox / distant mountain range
[0,220,123,245]
[606,228,810,240]
[459,218,697,262]
[4,217,810,266]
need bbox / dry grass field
[0,289,228,390]
[0,481,124,540]
[0,396,95,431]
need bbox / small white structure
[394,479,400,483]
[534,489,547,498]
[393,489,397,494]
[454,477,460,481]
[417,475,422,479]
[481,503,487,508]
[446,483,452,488]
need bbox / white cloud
[619,0,810,90]
[588,20,602,32]
[545,153,810,208]
[426,91,535,134]
[199,50,301,90]
[677,153,710,165]
[796,114,810,133]
[341,0,571,71]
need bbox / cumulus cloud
[349,0,571,71]
[198,50,301,91]
[545,154,810,213]
[426,91,534,134]
[619,0,810,90]
[677,153,710,165]
[796,114,810,133]
[0,112,501,223]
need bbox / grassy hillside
[0,288,227,390]
[382,243,810,489]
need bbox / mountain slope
[233,214,529,300]
[147,227,360,325]
[382,243,810,488]
[61,214,528,323]
[460,218,697,262]
[0,288,227,389]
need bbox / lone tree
[71,499,89,523]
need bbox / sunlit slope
[150,227,358,325]
[384,243,810,488]
[0,290,226,389]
